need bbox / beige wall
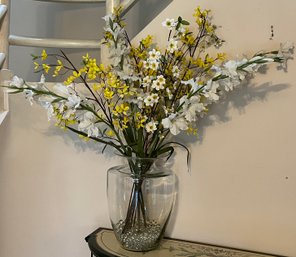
[1,0,296,257]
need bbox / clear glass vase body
[107,157,176,251]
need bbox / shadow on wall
[177,80,290,147]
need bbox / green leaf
[158,141,191,173]
[109,17,114,30]
[156,146,174,161]
[31,54,39,60]
[101,144,108,154]
[181,19,190,25]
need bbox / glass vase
[107,156,176,251]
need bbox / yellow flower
[205,23,214,33]
[106,130,115,137]
[83,53,90,63]
[41,49,48,60]
[93,83,103,91]
[193,6,210,26]
[187,127,198,135]
[53,60,63,77]
[34,62,39,70]
[117,84,129,98]
[135,112,147,129]
[64,75,75,85]
[217,52,226,61]
[141,35,153,48]
[73,70,81,79]
[114,103,129,115]
[104,88,114,100]
[121,116,129,129]
[42,63,50,73]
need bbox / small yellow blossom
[104,88,114,100]
[187,127,198,135]
[41,49,48,60]
[93,83,103,91]
[42,63,50,73]
[65,75,75,85]
[73,70,81,79]
[193,6,210,26]
[217,53,226,61]
[82,53,90,63]
[53,60,63,77]
[106,130,115,137]
[121,116,129,129]
[141,35,153,48]
[34,62,39,70]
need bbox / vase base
[114,220,162,251]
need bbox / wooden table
[85,228,284,257]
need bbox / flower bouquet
[3,6,293,252]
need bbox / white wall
[1,0,296,257]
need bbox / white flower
[181,78,201,94]
[145,120,158,133]
[172,65,180,78]
[53,83,70,98]
[149,60,159,71]
[152,75,166,91]
[38,95,55,120]
[179,95,189,107]
[143,61,150,70]
[162,114,188,136]
[142,76,151,87]
[78,112,99,138]
[185,100,205,122]
[148,49,161,61]
[144,93,159,107]
[224,60,240,77]
[53,83,81,109]
[109,42,128,67]
[67,94,81,109]
[176,27,186,37]
[161,114,174,129]
[144,95,154,107]
[39,74,46,84]
[167,39,178,53]
[218,77,235,92]
[223,59,248,80]
[24,89,35,105]
[136,96,144,108]
[102,14,113,23]
[162,18,177,30]
[9,76,24,88]
[170,117,188,135]
[203,80,220,102]
[166,88,173,100]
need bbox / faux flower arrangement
[4,5,294,251]
[6,6,293,160]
